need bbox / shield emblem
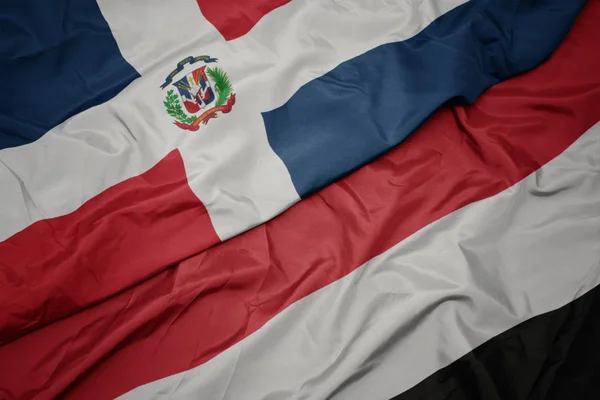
[172,66,216,113]
[161,55,235,131]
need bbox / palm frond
[207,67,233,106]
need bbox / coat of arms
[160,56,235,131]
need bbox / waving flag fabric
[1,0,599,399]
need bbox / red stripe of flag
[1,2,600,399]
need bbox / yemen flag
[0,0,599,399]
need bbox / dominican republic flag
[0,0,599,399]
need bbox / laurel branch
[163,90,197,124]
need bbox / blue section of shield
[262,0,586,198]
[0,0,139,150]
[174,77,193,101]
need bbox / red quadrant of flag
[196,0,291,40]
[0,150,220,344]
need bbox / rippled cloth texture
[1,1,599,397]
[0,0,586,347]
[0,0,599,399]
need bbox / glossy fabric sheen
[0,3,598,395]
[263,0,587,197]
[121,123,600,400]
[393,282,600,400]
[0,0,139,149]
